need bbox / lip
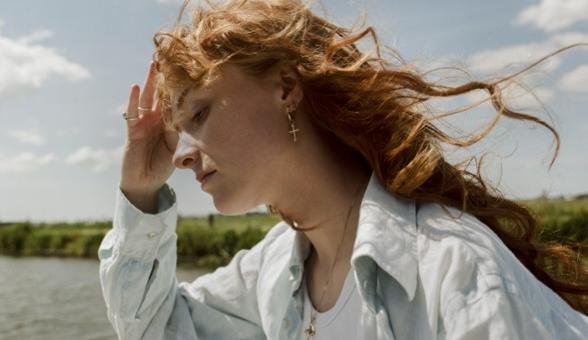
[197,170,216,184]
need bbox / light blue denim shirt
[99,173,588,339]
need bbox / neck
[270,158,370,267]
[304,180,364,268]
[265,111,372,269]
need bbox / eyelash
[191,108,206,124]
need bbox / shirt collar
[286,171,419,302]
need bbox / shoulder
[414,202,588,339]
[415,202,517,281]
[415,202,515,313]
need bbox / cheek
[222,99,286,154]
[207,93,292,179]
[242,104,291,163]
[201,107,265,176]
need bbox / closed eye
[191,107,207,124]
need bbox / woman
[98,0,588,339]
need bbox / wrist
[119,186,163,214]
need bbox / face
[170,63,301,214]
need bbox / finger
[125,84,140,126]
[148,88,161,116]
[139,61,157,111]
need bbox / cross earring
[286,106,300,142]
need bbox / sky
[0,0,587,222]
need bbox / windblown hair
[152,0,588,314]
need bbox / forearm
[99,184,182,338]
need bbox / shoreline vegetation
[1,197,587,269]
[0,213,279,269]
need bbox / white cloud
[467,31,588,76]
[16,29,53,45]
[558,64,588,92]
[467,42,560,75]
[502,85,554,109]
[516,0,588,32]
[0,152,55,173]
[65,146,123,172]
[7,129,46,146]
[549,31,588,46]
[0,20,91,98]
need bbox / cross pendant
[288,124,300,142]
[304,314,316,340]
[304,323,316,340]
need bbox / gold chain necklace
[303,184,363,340]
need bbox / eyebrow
[175,86,192,112]
[170,87,193,131]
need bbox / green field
[0,198,586,269]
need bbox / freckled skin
[171,64,305,215]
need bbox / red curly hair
[152,0,588,314]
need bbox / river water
[0,256,209,340]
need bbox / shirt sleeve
[98,183,266,340]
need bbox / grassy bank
[0,214,279,268]
[0,198,587,269]
[524,197,588,245]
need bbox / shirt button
[147,231,158,239]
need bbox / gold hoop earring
[266,204,280,216]
[266,203,318,231]
[286,106,300,143]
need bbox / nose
[172,132,199,169]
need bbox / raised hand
[119,61,179,213]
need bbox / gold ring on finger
[122,112,140,120]
[138,107,151,111]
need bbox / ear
[274,64,304,110]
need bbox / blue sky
[0,0,587,222]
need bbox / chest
[299,269,363,340]
[264,266,432,340]
[304,261,351,312]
